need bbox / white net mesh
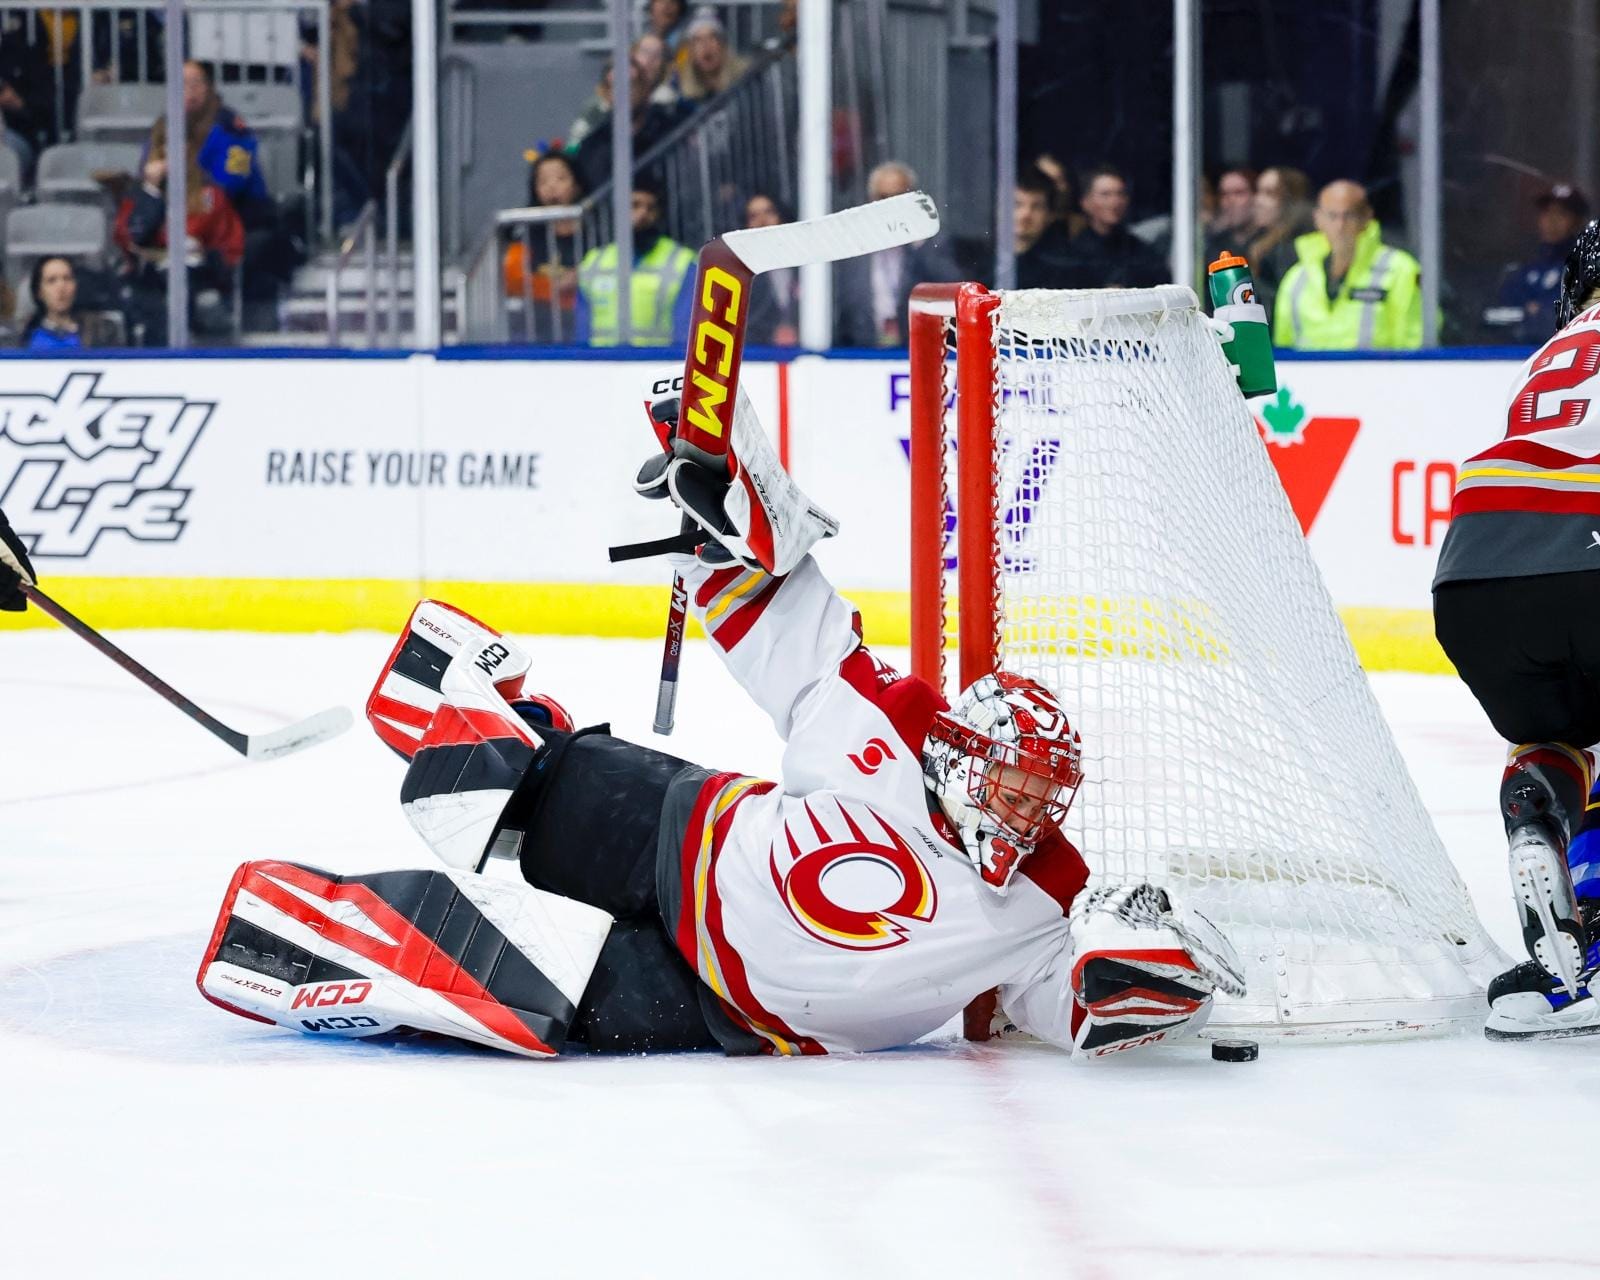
[969,286,1505,1035]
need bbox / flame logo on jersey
[770,800,938,950]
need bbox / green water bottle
[1207,252,1277,399]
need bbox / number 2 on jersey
[1508,329,1600,434]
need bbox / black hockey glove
[633,451,738,566]
[0,506,36,612]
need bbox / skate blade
[1511,840,1584,997]
[1485,1020,1600,1043]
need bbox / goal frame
[905,280,1507,1042]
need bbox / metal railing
[456,41,796,344]
[0,0,335,247]
[327,197,378,347]
[383,117,413,344]
[458,206,585,344]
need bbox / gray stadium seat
[0,143,20,258]
[75,82,165,144]
[5,205,110,282]
[37,142,144,204]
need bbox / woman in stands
[19,256,120,351]
[1246,167,1313,322]
[115,145,243,345]
[501,151,586,344]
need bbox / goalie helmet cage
[907,281,1509,1040]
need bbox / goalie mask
[922,671,1083,892]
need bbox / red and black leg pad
[196,859,612,1058]
[366,599,573,761]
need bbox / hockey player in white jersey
[199,390,1244,1060]
[1435,220,1600,1040]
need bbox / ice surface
[2,630,1594,1279]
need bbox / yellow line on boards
[0,578,1454,675]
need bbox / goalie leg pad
[367,598,573,761]
[197,860,613,1058]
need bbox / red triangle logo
[1256,416,1360,534]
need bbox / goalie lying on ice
[198,392,1245,1059]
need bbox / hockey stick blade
[721,191,940,273]
[244,706,356,761]
[21,582,354,762]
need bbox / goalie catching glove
[1068,882,1247,1058]
[635,386,839,576]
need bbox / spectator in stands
[647,0,691,64]
[834,161,959,347]
[634,33,681,109]
[568,60,616,151]
[150,60,294,319]
[1246,166,1311,321]
[572,53,685,192]
[1485,183,1590,345]
[0,14,49,181]
[1061,165,1167,289]
[1273,179,1421,351]
[502,152,586,343]
[115,145,244,345]
[576,179,694,348]
[1033,152,1085,241]
[1014,166,1074,289]
[1206,165,1257,263]
[19,256,120,350]
[679,10,750,103]
[745,192,799,345]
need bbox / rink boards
[0,348,1522,672]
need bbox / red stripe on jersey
[698,801,826,1056]
[243,861,554,1055]
[710,576,782,651]
[695,567,746,609]
[674,771,743,959]
[1453,484,1600,519]
[1464,439,1600,470]
[1017,827,1090,916]
[838,647,948,757]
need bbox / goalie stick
[21,582,353,761]
[613,191,943,734]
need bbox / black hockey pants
[502,726,721,1055]
[1434,570,1600,746]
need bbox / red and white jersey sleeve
[1453,303,1600,518]
[672,554,1091,1055]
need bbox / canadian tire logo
[1255,386,1359,535]
[0,372,214,557]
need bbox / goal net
[907,282,1507,1038]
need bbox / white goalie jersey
[656,553,1094,1055]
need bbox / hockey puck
[1211,1039,1259,1063]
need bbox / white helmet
[922,671,1084,892]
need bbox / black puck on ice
[1211,1038,1259,1063]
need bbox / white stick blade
[723,191,941,274]
[245,706,355,762]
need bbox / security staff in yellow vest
[576,183,696,347]
[1273,179,1423,350]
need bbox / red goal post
[903,279,1509,1042]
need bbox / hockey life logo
[0,372,214,557]
[1255,385,1359,535]
[772,798,938,950]
[896,435,1063,572]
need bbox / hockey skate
[1507,821,1589,997]
[1484,959,1600,1041]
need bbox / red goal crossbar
[908,281,1003,695]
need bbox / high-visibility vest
[579,236,695,346]
[1272,220,1423,351]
